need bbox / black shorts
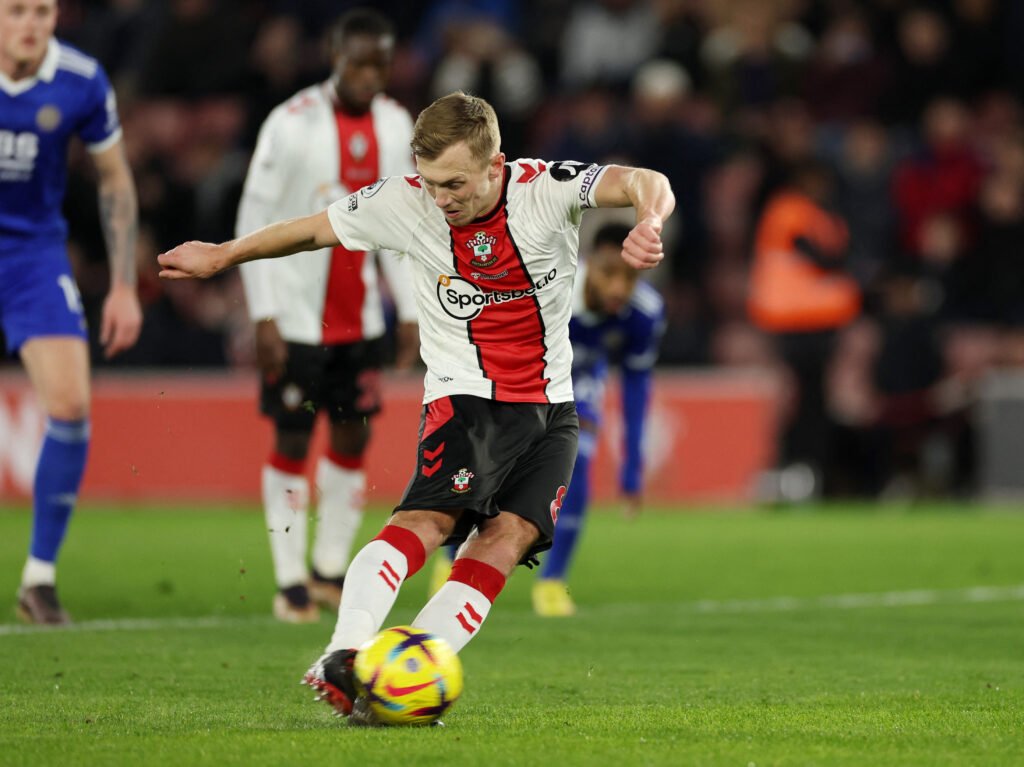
[259,339,382,431]
[396,395,579,563]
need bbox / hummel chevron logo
[421,442,445,477]
[516,161,546,183]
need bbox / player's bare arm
[593,166,675,271]
[92,141,142,357]
[158,210,340,280]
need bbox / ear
[488,152,506,180]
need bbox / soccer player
[158,92,673,724]
[237,9,418,624]
[532,222,665,617]
[0,0,141,624]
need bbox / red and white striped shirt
[237,84,417,344]
[326,160,608,404]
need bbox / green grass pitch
[0,503,1022,766]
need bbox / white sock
[262,464,309,588]
[312,457,365,579]
[413,580,495,654]
[326,539,409,653]
[21,556,56,588]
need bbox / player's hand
[157,241,228,280]
[393,321,420,372]
[254,319,287,382]
[621,217,664,271]
[622,492,642,520]
[100,283,142,358]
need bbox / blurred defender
[237,9,418,623]
[533,222,665,616]
[0,0,141,623]
[159,92,673,724]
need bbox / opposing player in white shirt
[159,92,673,724]
[236,9,418,623]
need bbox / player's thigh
[0,250,88,357]
[20,336,91,420]
[493,402,579,560]
[259,342,324,434]
[324,339,383,424]
[395,396,536,519]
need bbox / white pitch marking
[0,614,277,637]
[1,585,1022,637]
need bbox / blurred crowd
[50,0,1024,498]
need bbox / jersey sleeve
[79,65,122,153]
[326,178,417,254]
[519,159,609,228]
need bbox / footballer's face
[331,32,393,114]
[417,141,505,227]
[0,0,56,77]
[586,244,638,315]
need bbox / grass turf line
[0,504,1021,766]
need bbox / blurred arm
[91,141,142,357]
[158,212,340,280]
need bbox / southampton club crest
[451,468,475,493]
[466,231,498,267]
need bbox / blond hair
[411,92,501,165]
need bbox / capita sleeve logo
[465,231,498,267]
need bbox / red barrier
[0,370,778,504]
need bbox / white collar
[0,39,60,97]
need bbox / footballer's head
[0,0,57,78]
[329,8,394,114]
[586,223,639,316]
[413,93,505,227]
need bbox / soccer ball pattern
[354,626,463,725]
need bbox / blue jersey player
[532,222,665,617]
[1,0,141,624]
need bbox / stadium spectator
[533,222,665,617]
[0,0,141,623]
[747,160,860,501]
[428,14,543,160]
[236,9,419,624]
[559,0,660,90]
[157,91,673,723]
[893,97,983,261]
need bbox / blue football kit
[2,39,120,574]
[0,39,121,354]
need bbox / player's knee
[274,431,311,460]
[389,509,458,553]
[330,421,370,457]
[44,387,89,421]
[467,513,539,575]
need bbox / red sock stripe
[373,526,426,578]
[449,558,506,603]
[463,601,483,623]
[268,452,305,476]
[326,449,363,470]
[456,612,476,634]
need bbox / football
[354,626,463,725]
